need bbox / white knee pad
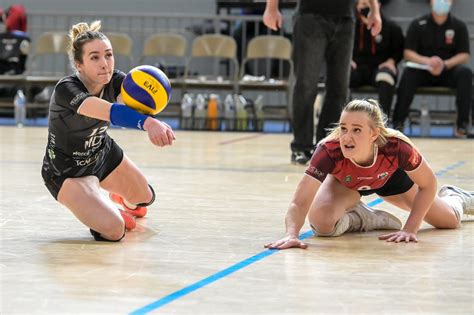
[311,214,351,237]
[375,72,395,86]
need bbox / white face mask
[432,0,452,16]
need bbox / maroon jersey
[305,137,423,192]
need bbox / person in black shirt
[350,0,404,119]
[263,0,381,165]
[41,21,175,242]
[392,0,471,137]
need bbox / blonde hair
[320,99,415,148]
[68,20,108,67]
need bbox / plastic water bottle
[254,95,264,132]
[207,94,219,130]
[419,103,430,137]
[194,94,207,130]
[180,93,194,129]
[14,89,26,127]
[223,94,235,131]
[234,94,248,131]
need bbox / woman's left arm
[403,160,438,234]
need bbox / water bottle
[194,94,207,130]
[180,93,194,129]
[207,94,219,130]
[14,89,26,127]
[419,103,430,137]
[234,94,248,131]
[223,94,235,131]
[254,95,264,132]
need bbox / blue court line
[129,160,467,315]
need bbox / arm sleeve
[54,81,91,112]
[304,144,336,182]
[397,139,423,172]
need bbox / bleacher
[0,9,472,135]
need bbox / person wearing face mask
[350,0,404,120]
[392,0,471,138]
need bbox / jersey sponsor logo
[357,176,373,180]
[445,29,454,45]
[75,151,101,166]
[408,151,421,168]
[344,175,352,182]
[377,172,389,180]
[307,166,325,178]
[70,92,88,107]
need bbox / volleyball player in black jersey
[41,21,175,242]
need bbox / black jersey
[42,70,125,178]
[298,0,354,18]
[405,14,470,60]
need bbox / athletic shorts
[41,140,124,200]
[358,168,414,197]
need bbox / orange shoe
[109,193,148,218]
[119,209,136,230]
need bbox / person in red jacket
[1,4,27,33]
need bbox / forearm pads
[110,103,148,130]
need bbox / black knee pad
[136,184,155,207]
[90,229,125,242]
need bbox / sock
[441,195,463,224]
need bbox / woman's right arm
[265,175,321,250]
[78,97,175,147]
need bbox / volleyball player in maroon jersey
[266,99,473,249]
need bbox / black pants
[350,65,397,119]
[291,13,354,152]
[392,65,472,129]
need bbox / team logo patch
[344,175,352,182]
[377,172,389,180]
[445,29,454,45]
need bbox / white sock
[441,195,463,223]
[123,199,137,210]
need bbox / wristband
[110,103,148,130]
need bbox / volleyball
[121,65,171,115]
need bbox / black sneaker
[291,150,312,165]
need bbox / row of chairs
[2,31,294,121]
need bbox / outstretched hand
[379,230,418,243]
[143,117,176,147]
[264,236,308,250]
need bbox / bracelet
[109,103,148,130]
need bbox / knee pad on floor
[136,184,156,207]
[90,229,125,242]
[310,215,350,237]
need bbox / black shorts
[41,140,124,200]
[359,168,414,197]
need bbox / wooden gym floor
[0,126,473,315]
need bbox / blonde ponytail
[68,20,107,67]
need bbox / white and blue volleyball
[121,65,171,115]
